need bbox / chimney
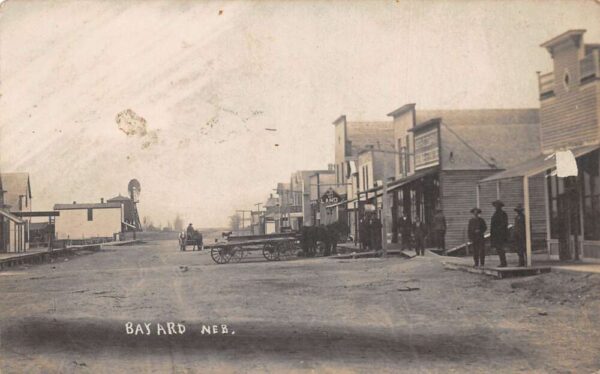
[101,198,104,204]
[73,201,76,204]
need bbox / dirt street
[1,240,599,373]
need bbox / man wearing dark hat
[186,223,195,241]
[468,207,487,267]
[398,214,412,250]
[490,200,509,267]
[413,216,428,256]
[432,208,447,251]
[513,204,527,267]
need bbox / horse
[179,230,203,251]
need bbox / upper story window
[87,208,93,221]
[562,69,571,92]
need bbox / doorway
[557,177,581,260]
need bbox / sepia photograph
[1,0,600,372]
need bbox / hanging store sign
[321,189,341,205]
[414,128,440,170]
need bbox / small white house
[53,201,123,240]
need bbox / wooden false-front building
[483,30,600,262]
[386,105,546,251]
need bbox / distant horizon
[1,1,599,227]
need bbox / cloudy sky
[1,0,599,228]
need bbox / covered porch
[480,144,600,265]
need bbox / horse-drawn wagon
[178,231,203,251]
[205,233,300,264]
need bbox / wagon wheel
[229,246,245,263]
[262,243,280,261]
[211,246,232,264]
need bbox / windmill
[128,179,142,231]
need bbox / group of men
[468,200,527,268]
[397,209,447,256]
[358,212,383,251]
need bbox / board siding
[540,40,599,152]
[441,170,547,250]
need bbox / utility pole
[236,210,252,232]
[380,143,389,258]
[358,146,412,259]
[315,172,321,226]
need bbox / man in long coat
[412,216,428,256]
[513,204,527,267]
[490,200,508,267]
[468,207,487,267]
[359,215,369,250]
[398,215,412,250]
[370,215,383,251]
[432,209,447,251]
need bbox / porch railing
[580,50,600,82]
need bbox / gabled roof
[108,194,132,202]
[264,195,280,208]
[54,202,122,210]
[1,173,32,211]
[346,121,395,155]
[429,109,541,170]
[415,109,540,128]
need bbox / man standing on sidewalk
[490,200,509,267]
[468,207,487,267]
[432,208,447,251]
[413,216,427,256]
[513,204,527,267]
[399,214,412,250]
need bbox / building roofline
[387,103,416,118]
[409,117,442,133]
[332,115,346,125]
[540,29,586,49]
[53,202,122,210]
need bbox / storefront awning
[0,209,24,224]
[326,197,357,208]
[387,167,439,193]
[479,144,600,183]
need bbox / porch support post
[524,175,532,267]
[544,171,551,256]
[496,181,500,200]
[476,184,481,208]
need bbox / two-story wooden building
[483,30,600,262]
[330,116,395,241]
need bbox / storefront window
[580,151,600,240]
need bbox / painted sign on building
[414,128,439,170]
[321,189,341,205]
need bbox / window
[563,69,571,91]
[405,135,411,174]
[87,208,93,221]
[580,151,600,240]
[547,173,562,239]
